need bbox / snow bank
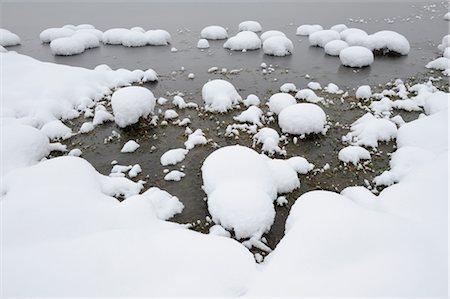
[324,39,349,56]
[223,31,261,51]
[260,30,286,42]
[202,79,242,112]
[111,86,156,128]
[200,25,228,40]
[309,30,341,47]
[238,21,262,32]
[338,145,371,165]
[267,93,296,115]
[0,28,21,46]
[365,30,410,55]
[296,24,323,36]
[263,36,293,56]
[278,103,327,135]
[339,46,374,67]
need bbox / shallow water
[3,1,449,251]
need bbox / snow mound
[267,93,297,115]
[280,83,297,93]
[72,32,100,49]
[356,85,372,99]
[197,38,210,49]
[339,46,374,67]
[185,129,207,149]
[330,24,348,33]
[200,26,228,40]
[243,94,261,106]
[111,86,156,128]
[121,140,140,153]
[253,127,282,155]
[260,30,286,42]
[223,31,261,51]
[296,24,323,36]
[340,28,367,41]
[338,145,371,165]
[50,37,86,56]
[309,30,341,47]
[145,29,171,45]
[342,113,397,148]
[102,28,171,47]
[202,79,242,112]
[41,120,72,139]
[164,170,186,182]
[426,57,450,71]
[423,91,449,115]
[278,103,327,135]
[295,89,323,103]
[263,36,293,56]
[324,39,349,56]
[238,21,262,32]
[365,30,410,55]
[233,106,263,126]
[160,148,189,166]
[0,29,21,46]
[40,27,75,43]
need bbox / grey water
[2,1,448,250]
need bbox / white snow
[128,164,142,178]
[296,24,323,36]
[253,127,282,155]
[365,30,410,55]
[68,148,82,157]
[267,93,297,115]
[197,38,210,49]
[202,79,242,112]
[330,24,348,33]
[200,26,228,40]
[295,89,323,103]
[356,85,372,99]
[426,57,450,71]
[0,29,21,46]
[40,120,72,140]
[238,21,262,32]
[260,30,286,42]
[121,140,140,153]
[309,30,341,47]
[164,109,179,119]
[111,86,156,128]
[50,37,86,56]
[164,170,186,181]
[40,27,75,43]
[263,36,293,56]
[102,28,171,47]
[184,129,207,149]
[339,46,374,67]
[423,91,449,115]
[324,83,342,94]
[307,82,322,90]
[338,145,371,165]
[243,94,261,107]
[280,83,297,93]
[92,109,114,126]
[223,31,261,51]
[233,106,264,126]
[79,122,94,133]
[146,29,171,45]
[324,39,349,56]
[160,148,189,166]
[278,103,327,135]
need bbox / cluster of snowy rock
[298,23,410,67]
[40,24,171,55]
[425,34,450,76]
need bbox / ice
[202,79,242,112]
[267,93,297,115]
[184,129,207,149]
[263,36,293,56]
[50,37,86,56]
[111,86,156,128]
[278,103,327,135]
[338,145,371,165]
[324,40,349,56]
[280,83,297,93]
[309,30,341,47]
[0,28,21,46]
[197,38,210,49]
[365,30,410,55]
[224,31,261,51]
[164,170,186,181]
[260,30,286,42]
[160,148,189,166]
[243,94,261,107]
[233,106,264,126]
[200,26,228,40]
[121,140,140,153]
[339,46,374,67]
[296,24,323,36]
[238,21,262,32]
[342,113,397,148]
[356,85,372,99]
[295,89,323,103]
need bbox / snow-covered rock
[330,24,348,33]
[121,140,140,153]
[160,148,189,166]
[295,89,323,103]
[324,40,349,56]
[238,21,262,32]
[309,30,341,47]
[278,103,327,135]
[426,57,450,71]
[197,38,210,49]
[280,83,297,93]
[233,106,263,126]
[0,29,21,46]
[202,79,242,112]
[50,37,85,56]
[40,27,75,43]
[200,26,228,40]
[339,46,374,67]
[260,30,286,42]
[338,145,371,165]
[253,127,282,155]
[263,36,293,56]
[111,86,156,128]
[365,30,410,55]
[296,24,323,36]
[223,31,261,51]
[356,85,372,99]
[243,94,261,107]
[267,93,297,115]
[185,129,207,149]
[145,29,171,45]
[164,170,186,181]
